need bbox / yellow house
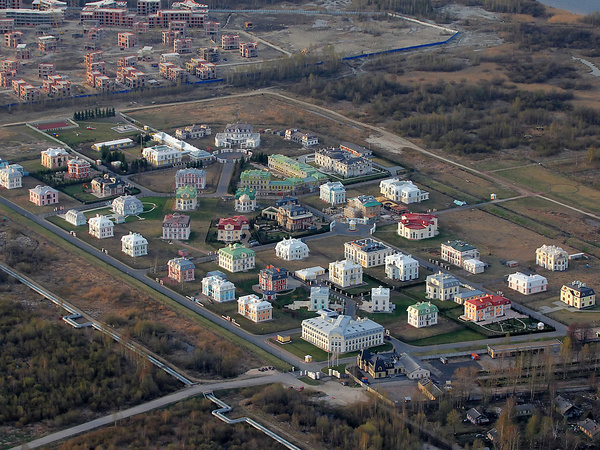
[560,281,595,309]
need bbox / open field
[1,176,82,215]
[129,164,223,194]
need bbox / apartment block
[221,34,239,50]
[4,30,21,47]
[117,55,136,67]
[116,66,145,89]
[240,42,257,58]
[37,35,57,52]
[42,75,71,97]
[38,63,55,78]
[118,31,136,48]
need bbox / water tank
[348,220,356,231]
[537,322,545,330]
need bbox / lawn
[59,183,111,204]
[58,120,141,149]
[129,164,223,194]
[407,328,486,346]
[0,176,82,215]
[373,224,458,256]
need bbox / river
[537,0,598,15]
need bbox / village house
[175,123,211,139]
[276,204,314,231]
[162,213,190,240]
[0,165,22,189]
[40,147,68,169]
[302,310,384,353]
[218,243,255,273]
[88,214,114,239]
[234,187,256,213]
[168,257,195,282]
[329,259,363,288]
[275,237,309,261]
[556,395,582,418]
[29,185,58,206]
[397,213,438,240]
[369,286,394,313]
[440,240,480,267]
[453,289,486,305]
[237,294,273,323]
[314,147,373,177]
[175,185,197,211]
[142,144,183,167]
[175,167,206,190]
[121,232,148,257]
[426,272,460,301]
[407,302,439,328]
[64,209,86,226]
[214,122,260,148]
[309,286,329,311]
[319,181,346,205]
[466,408,489,425]
[67,158,91,179]
[91,175,126,197]
[201,275,236,302]
[380,179,429,204]
[357,350,431,380]
[345,195,382,219]
[579,419,600,439]
[284,128,318,147]
[536,244,569,271]
[217,215,249,243]
[560,281,595,309]
[463,294,511,322]
[385,253,419,281]
[344,238,395,268]
[259,265,288,292]
[112,195,143,216]
[507,272,548,295]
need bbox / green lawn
[407,328,486,346]
[59,183,107,203]
[58,120,141,149]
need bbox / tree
[446,409,460,435]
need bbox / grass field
[129,164,223,194]
[58,120,141,149]
[408,328,486,346]
[0,176,82,215]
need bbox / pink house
[29,185,58,206]
[167,257,195,282]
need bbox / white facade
[309,286,329,311]
[344,238,395,268]
[234,194,256,213]
[314,148,372,177]
[201,276,236,302]
[463,258,485,274]
[295,266,326,281]
[407,302,439,328]
[142,144,183,166]
[275,237,309,261]
[214,122,260,148]
[319,181,346,205]
[370,286,393,313]
[426,272,460,301]
[112,195,143,216]
[0,165,22,189]
[536,244,569,271]
[397,213,438,240]
[507,272,548,295]
[65,209,86,226]
[301,311,384,353]
[88,215,114,239]
[385,253,419,281]
[329,259,363,288]
[121,232,148,257]
[380,179,429,204]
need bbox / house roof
[398,353,426,375]
[563,281,595,296]
[168,257,195,270]
[426,272,460,289]
[235,187,256,200]
[407,301,439,315]
[443,240,477,252]
[218,215,249,230]
[42,147,68,157]
[176,185,197,199]
[218,243,255,259]
[579,418,600,437]
[163,213,190,226]
[465,294,511,310]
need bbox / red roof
[35,121,69,131]
[399,213,437,230]
[465,294,511,310]
[218,215,249,230]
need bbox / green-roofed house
[175,185,197,211]
[440,240,480,267]
[240,170,271,190]
[235,187,256,213]
[347,195,382,218]
[268,154,328,182]
[218,243,256,273]
[407,302,439,328]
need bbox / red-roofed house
[397,213,438,240]
[217,215,249,243]
[464,294,511,322]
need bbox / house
[560,281,595,309]
[514,404,536,417]
[174,167,206,190]
[239,42,258,58]
[418,378,443,400]
[0,165,22,189]
[276,204,314,231]
[267,154,327,183]
[453,289,485,305]
[201,275,235,302]
[369,286,394,313]
[579,419,600,439]
[397,213,438,240]
[320,181,346,205]
[111,195,143,216]
[234,187,256,213]
[168,257,195,282]
[536,244,569,271]
[88,214,114,239]
[407,302,439,328]
[507,272,548,295]
[426,272,460,301]
[345,195,381,218]
[218,243,255,273]
[64,209,86,226]
[301,311,384,353]
[463,294,511,322]
[216,215,250,243]
[296,266,326,282]
[274,196,299,208]
[309,286,329,311]
[398,353,431,379]
[344,238,395,268]
[259,265,288,292]
[275,237,309,260]
[555,396,581,418]
[239,169,271,191]
[214,122,260,148]
[487,429,499,443]
[92,139,134,151]
[463,258,485,274]
[238,294,272,323]
[284,128,318,147]
[441,240,479,267]
[221,34,239,50]
[91,175,126,197]
[175,185,197,211]
[329,259,363,288]
[175,124,211,139]
[67,158,91,179]
[142,144,183,167]
[466,408,489,425]
[121,232,148,257]
[162,213,190,240]
[385,253,419,281]
[380,179,429,204]
[314,147,373,177]
[116,66,146,89]
[29,185,58,206]
[40,147,68,169]
[357,349,403,379]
